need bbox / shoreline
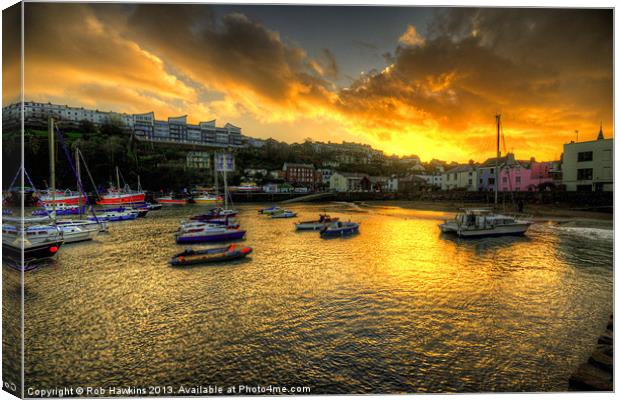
[362,200,613,228]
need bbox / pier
[569,314,613,391]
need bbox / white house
[441,165,478,191]
[562,126,613,191]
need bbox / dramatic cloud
[14,5,613,161]
[398,25,425,47]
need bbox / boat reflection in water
[12,204,613,393]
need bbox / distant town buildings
[561,126,613,191]
[4,101,613,194]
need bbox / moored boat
[2,217,64,262]
[87,210,138,222]
[189,208,238,221]
[169,244,252,266]
[38,189,86,206]
[259,205,282,215]
[439,208,531,238]
[271,210,297,218]
[295,214,339,230]
[193,194,223,204]
[176,224,246,244]
[155,196,188,205]
[320,221,360,238]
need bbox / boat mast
[49,117,57,223]
[223,167,228,210]
[213,153,218,195]
[495,114,501,207]
[76,146,82,216]
[116,166,121,191]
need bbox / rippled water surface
[8,204,614,393]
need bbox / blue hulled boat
[320,221,360,238]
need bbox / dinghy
[169,244,252,266]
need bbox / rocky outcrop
[569,315,613,391]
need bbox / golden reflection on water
[11,203,613,393]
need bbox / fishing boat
[295,214,340,230]
[439,208,531,237]
[271,210,297,219]
[176,224,246,244]
[97,167,146,206]
[38,189,86,206]
[169,244,252,266]
[2,217,64,261]
[155,196,188,205]
[438,115,532,238]
[193,194,223,205]
[320,221,360,238]
[258,205,282,215]
[87,210,138,222]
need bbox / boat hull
[439,222,531,237]
[176,230,246,244]
[2,240,63,262]
[156,198,188,205]
[97,193,146,206]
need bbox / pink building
[498,161,555,192]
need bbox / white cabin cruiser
[439,208,531,238]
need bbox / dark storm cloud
[334,8,613,155]
[124,4,334,107]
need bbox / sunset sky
[4,4,613,162]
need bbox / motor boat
[439,208,532,237]
[320,221,360,238]
[175,224,246,244]
[169,244,252,266]
[258,206,282,215]
[2,217,64,261]
[189,208,238,221]
[56,218,108,233]
[271,210,297,219]
[295,214,339,230]
[87,210,138,222]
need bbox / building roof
[479,153,517,168]
[283,163,315,170]
[445,164,475,174]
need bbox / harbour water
[4,203,614,393]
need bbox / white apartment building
[561,127,613,191]
[3,101,247,148]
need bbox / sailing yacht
[439,114,533,238]
[2,216,64,261]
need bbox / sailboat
[439,114,532,237]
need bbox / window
[502,177,507,183]
[577,168,593,180]
[578,151,593,162]
[490,168,494,174]
[516,177,521,184]
[488,178,495,185]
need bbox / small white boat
[2,218,64,261]
[439,208,532,238]
[56,219,109,233]
[271,210,297,219]
[87,210,138,222]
